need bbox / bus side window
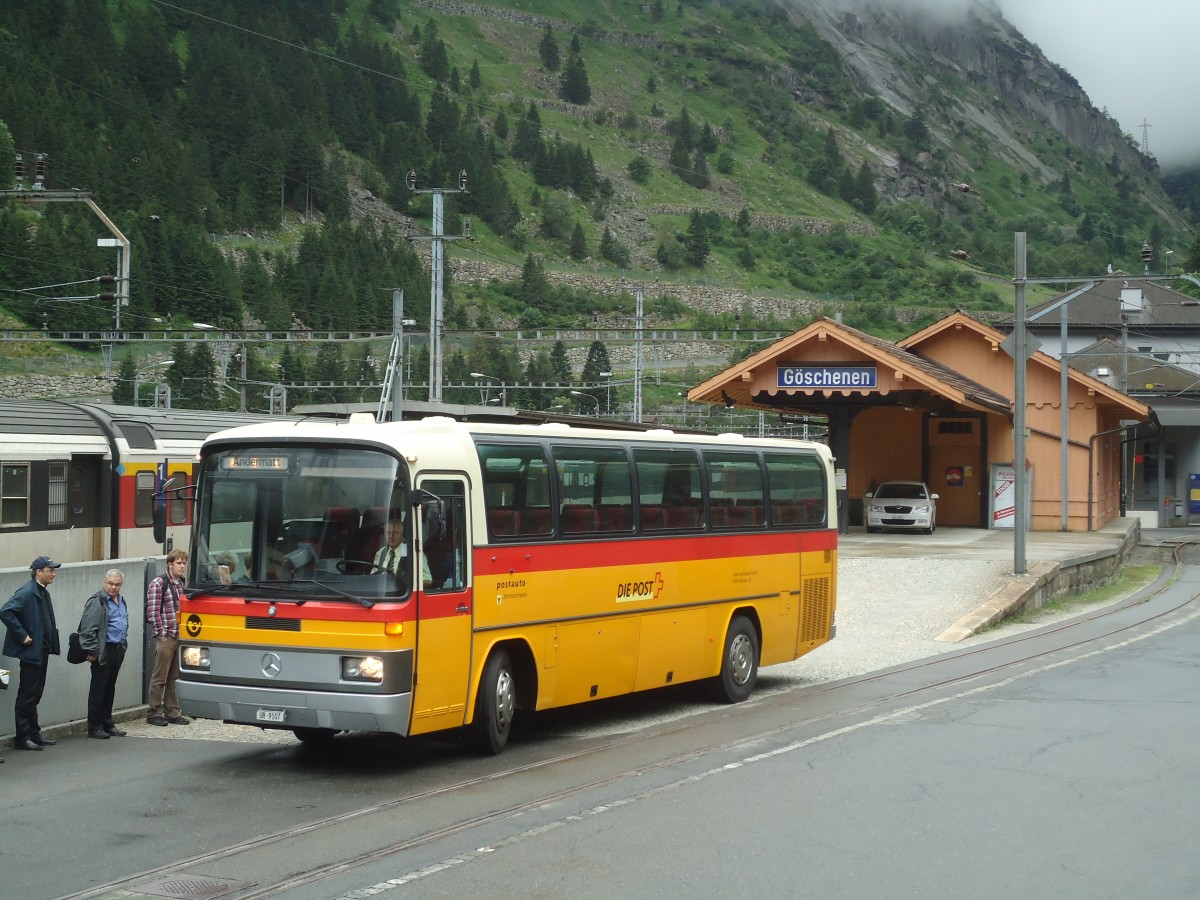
[766,453,826,527]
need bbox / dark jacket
[78,588,125,665]
[1,576,61,663]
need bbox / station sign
[777,364,877,389]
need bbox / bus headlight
[181,645,210,670]
[342,656,384,682]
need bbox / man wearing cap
[1,556,63,752]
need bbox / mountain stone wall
[0,375,111,401]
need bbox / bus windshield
[191,444,412,601]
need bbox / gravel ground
[770,556,1014,685]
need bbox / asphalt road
[6,549,1198,899]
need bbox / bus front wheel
[471,648,516,755]
[713,615,759,704]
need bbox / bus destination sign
[221,455,289,471]
[778,364,877,389]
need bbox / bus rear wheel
[713,615,759,704]
[471,648,516,755]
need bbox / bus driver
[373,509,432,589]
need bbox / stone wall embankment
[0,375,110,401]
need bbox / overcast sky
[997,0,1200,168]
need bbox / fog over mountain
[997,0,1200,168]
[839,0,1199,167]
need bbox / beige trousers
[147,636,181,718]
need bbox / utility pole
[377,289,413,423]
[633,288,644,423]
[1,175,131,377]
[1012,232,1028,575]
[406,170,469,403]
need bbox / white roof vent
[1120,288,1145,312]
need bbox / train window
[71,465,86,515]
[135,471,155,526]
[168,469,189,525]
[1,463,31,527]
[48,461,68,527]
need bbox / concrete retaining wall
[937,522,1142,642]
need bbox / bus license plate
[256,708,286,723]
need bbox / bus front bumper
[178,680,413,735]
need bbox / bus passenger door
[408,476,473,736]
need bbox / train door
[407,476,473,736]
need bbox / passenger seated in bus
[373,509,432,588]
[214,551,246,584]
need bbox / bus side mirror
[152,504,166,545]
[412,490,447,541]
[153,474,179,544]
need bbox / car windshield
[876,483,925,500]
[190,444,412,601]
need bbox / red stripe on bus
[474,528,835,576]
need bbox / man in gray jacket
[77,568,130,739]
[1,556,62,752]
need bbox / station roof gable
[688,315,1010,416]
[903,311,1150,419]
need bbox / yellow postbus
[176,415,837,753]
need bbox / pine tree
[550,341,572,384]
[668,135,691,181]
[684,210,710,268]
[538,27,560,71]
[569,223,588,261]
[113,353,137,406]
[419,21,450,81]
[559,53,591,105]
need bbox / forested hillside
[1,0,1196,412]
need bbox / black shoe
[88,728,111,740]
[0,755,5,763]
[31,735,56,747]
[104,727,127,737]
[15,738,43,751]
[167,716,190,725]
[147,715,169,726]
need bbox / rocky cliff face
[798,1,1162,196]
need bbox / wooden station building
[688,311,1150,532]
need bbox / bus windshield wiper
[285,579,375,608]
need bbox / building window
[1,463,31,527]
[937,421,973,434]
[48,461,68,526]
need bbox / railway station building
[688,311,1151,532]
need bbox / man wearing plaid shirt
[146,549,189,726]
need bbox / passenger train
[0,400,287,570]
